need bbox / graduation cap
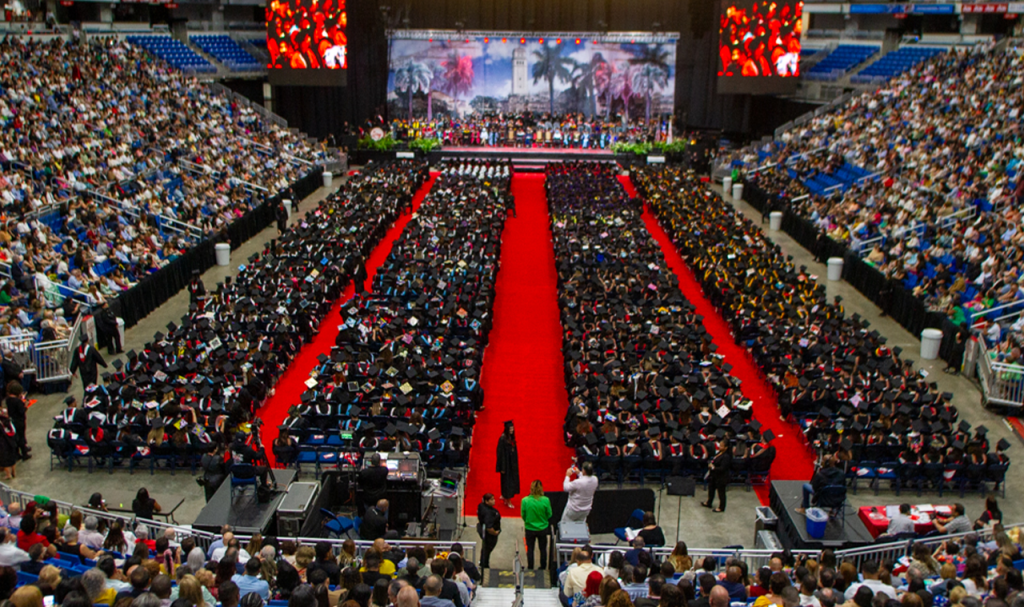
[975,425,989,436]
[952,439,965,451]
[450,426,465,437]
[762,429,776,443]
[958,420,971,433]
[997,438,1011,451]
[941,392,953,401]
[911,419,928,433]
[893,346,903,357]
[851,420,865,432]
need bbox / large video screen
[717,0,803,94]
[386,35,677,121]
[266,0,346,69]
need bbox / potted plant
[654,140,688,163]
[408,137,442,156]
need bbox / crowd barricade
[0,315,84,387]
[975,337,1024,411]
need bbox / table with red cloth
[858,504,954,538]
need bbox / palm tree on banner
[393,61,433,121]
[632,63,669,122]
[589,53,614,119]
[437,51,474,115]
[609,66,633,122]
[531,42,574,114]
[627,43,671,121]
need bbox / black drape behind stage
[546,489,656,535]
[108,168,322,329]
[743,182,962,366]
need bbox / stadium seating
[191,34,262,71]
[805,44,878,81]
[126,35,216,73]
[850,46,946,83]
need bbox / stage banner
[386,33,677,121]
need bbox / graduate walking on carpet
[496,420,520,508]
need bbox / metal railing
[208,81,287,129]
[34,314,84,384]
[87,189,204,241]
[0,314,83,383]
[557,519,1022,571]
[0,480,475,560]
[975,336,1024,409]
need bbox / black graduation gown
[69,345,107,387]
[495,435,520,499]
[0,419,18,467]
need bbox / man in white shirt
[845,561,897,599]
[79,516,106,550]
[210,532,251,563]
[561,461,598,523]
[563,545,603,599]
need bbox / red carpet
[464,173,575,514]
[261,174,439,450]
[621,176,817,504]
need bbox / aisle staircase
[474,588,562,607]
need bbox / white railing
[34,314,84,384]
[0,333,36,374]
[88,189,204,241]
[558,519,1022,571]
[974,336,1024,409]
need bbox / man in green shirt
[520,480,553,570]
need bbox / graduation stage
[769,480,875,550]
[428,145,617,171]
[193,469,297,535]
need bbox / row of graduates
[631,166,1011,475]
[47,160,430,465]
[546,161,774,472]
[277,160,512,468]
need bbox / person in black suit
[360,499,389,541]
[358,452,389,515]
[702,438,732,513]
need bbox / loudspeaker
[666,476,696,496]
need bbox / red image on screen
[267,0,346,69]
[718,0,802,77]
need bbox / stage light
[429,38,432,42]
[556,38,561,44]
[575,38,581,44]
[502,37,507,43]
[465,38,470,43]
[539,37,544,43]
[631,39,635,43]
[520,37,525,44]
[592,39,598,44]
[484,37,489,43]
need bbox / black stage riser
[769,480,875,550]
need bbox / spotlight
[520,37,525,44]
[502,37,507,43]
[539,37,544,43]
[484,37,489,43]
[575,38,581,44]
[556,38,561,44]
